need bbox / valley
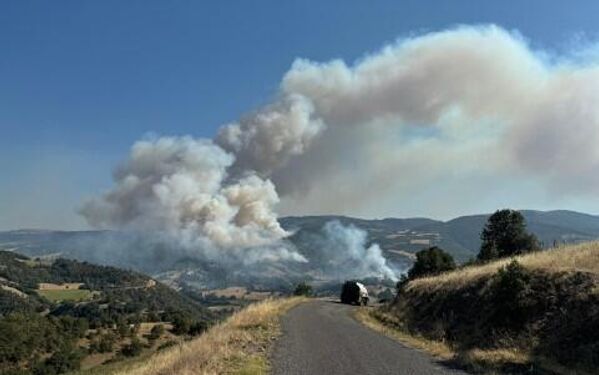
[3,210,599,295]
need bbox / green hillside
[0,251,214,375]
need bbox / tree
[293,282,313,297]
[40,346,83,374]
[478,209,539,261]
[408,247,456,279]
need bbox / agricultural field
[37,288,93,302]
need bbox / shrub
[378,288,394,303]
[121,337,143,357]
[148,324,165,340]
[491,260,533,328]
[156,340,178,351]
[36,346,83,375]
[188,321,208,336]
[172,314,192,335]
[90,331,116,353]
[293,282,313,297]
[408,247,456,279]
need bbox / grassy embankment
[80,297,306,375]
[357,241,599,374]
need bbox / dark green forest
[0,251,214,375]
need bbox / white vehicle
[356,282,369,305]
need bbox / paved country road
[272,300,469,375]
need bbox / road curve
[271,300,468,375]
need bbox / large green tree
[408,247,456,279]
[478,209,539,261]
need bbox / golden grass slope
[358,241,599,375]
[409,241,599,292]
[108,297,306,375]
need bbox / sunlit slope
[390,242,599,373]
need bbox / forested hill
[281,209,599,261]
[4,210,598,266]
[0,250,214,375]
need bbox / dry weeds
[354,308,454,360]
[108,297,306,375]
[359,241,599,375]
[409,241,599,292]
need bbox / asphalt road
[271,300,468,375]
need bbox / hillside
[281,210,599,262]
[3,210,599,292]
[93,297,306,375]
[372,242,599,374]
[0,251,214,375]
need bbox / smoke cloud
[315,221,398,281]
[82,25,599,278]
[80,136,306,265]
[274,25,599,216]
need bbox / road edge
[353,307,454,361]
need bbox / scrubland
[102,297,306,375]
[360,242,599,374]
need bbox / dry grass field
[409,241,599,291]
[98,297,307,375]
[363,242,599,375]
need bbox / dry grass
[357,308,537,374]
[106,297,306,375]
[360,242,599,374]
[354,308,454,360]
[409,241,599,292]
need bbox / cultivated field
[37,288,93,302]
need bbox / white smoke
[82,24,599,275]
[80,136,306,264]
[216,94,324,176]
[274,25,599,216]
[316,221,398,281]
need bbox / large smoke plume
[82,25,599,280]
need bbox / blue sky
[2,1,599,230]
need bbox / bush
[90,331,116,353]
[378,288,394,303]
[36,346,83,375]
[293,282,313,297]
[478,209,539,261]
[491,260,533,328]
[171,314,192,335]
[188,321,208,336]
[121,337,143,357]
[408,247,456,279]
[156,340,177,351]
[148,324,165,340]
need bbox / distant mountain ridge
[2,210,599,280]
[280,209,599,261]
